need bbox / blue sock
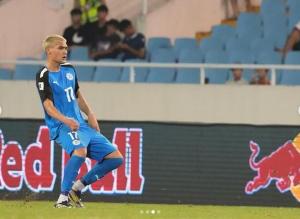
[61,155,85,194]
[81,158,123,186]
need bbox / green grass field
[0,201,300,219]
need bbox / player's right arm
[43,99,79,131]
[36,69,79,131]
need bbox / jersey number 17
[64,87,75,102]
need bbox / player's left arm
[73,73,100,132]
[77,90,100,132]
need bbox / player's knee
[115,150,123,160]
[113,151,123,167]
[112,155,123,168]
[104,150,123,167]
[117,153,124,162]
[117,156,123,167]
[105,150,123,159]
[73,147,87,158]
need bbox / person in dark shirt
[85,4,109,44]
[118,19,146,61]
[63,8,88,47]
[89,19,121,60]
[106,19,122,39]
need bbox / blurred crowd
[60,0,300,85]
[63,0,146,61]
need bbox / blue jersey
[36,63,85,140]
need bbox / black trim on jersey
[60,63,73,68]
[36,68,53,103]
[75,74,79,98]
[61,63,80,98]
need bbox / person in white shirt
[226,68,248,85]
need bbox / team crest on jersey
[66,73,74,81]
[72,140,80,145]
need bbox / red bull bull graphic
[245,134,300,202]
[0,126,144,194]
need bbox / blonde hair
[42,34,66,52]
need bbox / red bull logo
[245,134,300,201]
[0,126,144,194]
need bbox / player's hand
[88,112,100,132]
[65,118,79,131]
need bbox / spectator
[63,8,88,47]
[85,4,109,44]
[226,68,248,85]
[74,0,107,24]
[277,21,300,56]
[89,19,121,60]
[224,0,252,19]
[250,68,270,85]
[106,19,122,38]
[118,19,146,61]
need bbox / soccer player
[36,34,123,208]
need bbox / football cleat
[69,189,84,208]
[54,200,73,208]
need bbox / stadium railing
[1,59,300,85]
